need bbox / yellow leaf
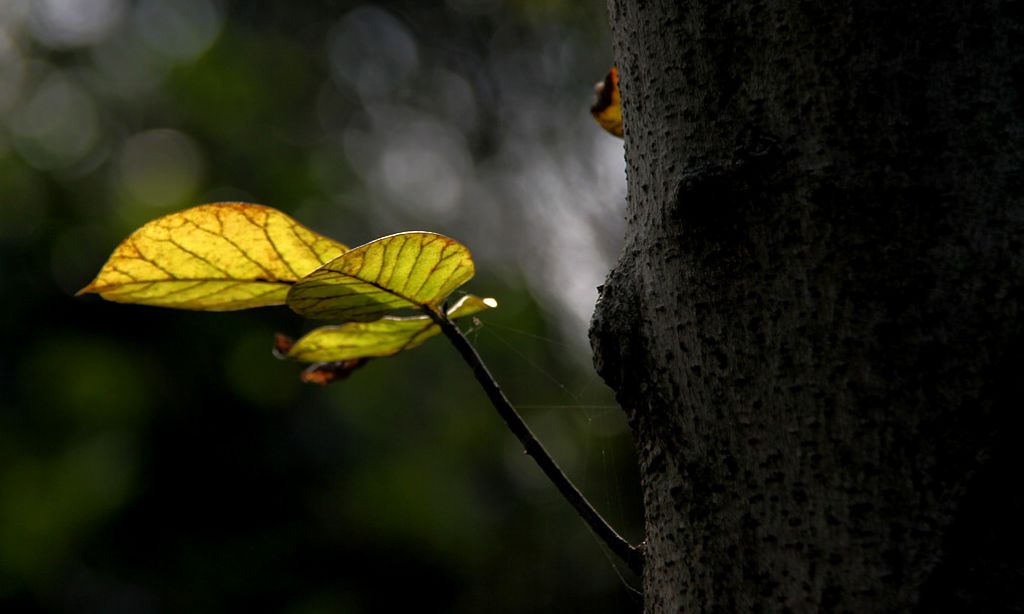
[591,67,623,138]
[287,231,475,321]
[286,294,496,363]
[78,203,348,311]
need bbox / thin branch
[426,308,644,576]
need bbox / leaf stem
[427,308,644,576]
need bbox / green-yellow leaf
[287,231,475,321]
[78,203,348,310]
[286,294,496,363]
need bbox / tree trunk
[591,1,1024,611]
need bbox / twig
[426,308,644,576]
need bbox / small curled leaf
[591,67,623,138]
[78,203,348,311]
[300,358,370,385]
[273,333,295,359]
[287,231,475,322]
[283,294,496,364]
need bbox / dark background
[0,0,641,611]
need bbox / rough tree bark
[591,0,1023,611]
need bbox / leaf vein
[407,237,431,297]
[262,224,300,278]
[127,238,179,279]
[166,237,231,276]
[183,218,277,279]
[287,222,322,264]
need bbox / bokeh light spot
[0,435,138,580]
[11,69,100,171]
[116,128,205,209]
[0,30,27,113]
[377,120,469,219]
[28,0,125,49]
[134,0,222,63]
[18,336,151,427]
[328,6,419,101]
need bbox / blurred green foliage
[0,0,638,611]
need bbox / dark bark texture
[591,0,1024,611]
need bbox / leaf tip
[75,281,99,297]
[482,297,498,308]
